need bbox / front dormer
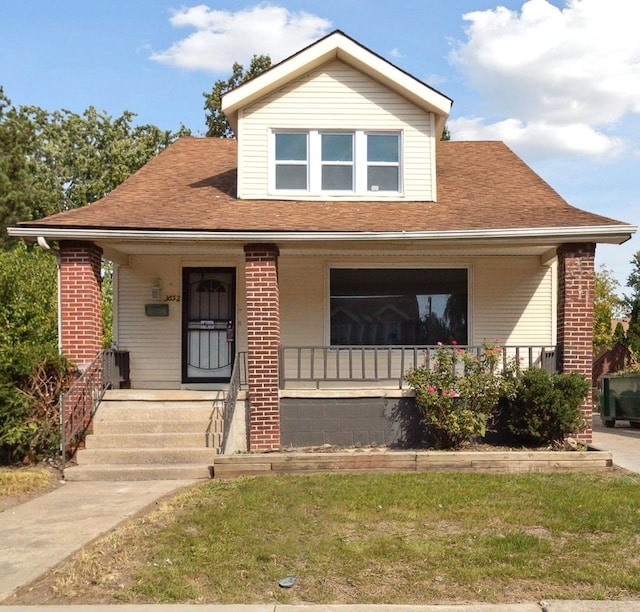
[222,31,452,202]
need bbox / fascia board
[8,224,636,246]
[222,32,452,133]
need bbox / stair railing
[60,349,128,469]
[222,352,247,453]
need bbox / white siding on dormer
[237,60,435,201]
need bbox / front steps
[64,390,225,481]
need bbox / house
[9,31,636,456]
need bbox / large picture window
[330,268,468,345]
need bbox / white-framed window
[271,129,401,195]
[367,133,400,192]
[274,132,308,190]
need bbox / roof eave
[7,225,636,246]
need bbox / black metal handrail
[280,345,557,389]
[60,349,129,468]
[222,351,248,453]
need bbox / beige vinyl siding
[473,257,554,346]
[278,253,554,348]
[116,257,182,388]
[238,60,435,201]
[279,256,326,345]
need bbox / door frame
[181,266,236,384]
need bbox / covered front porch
[55,237,595,451]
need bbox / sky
[1,0,638,292]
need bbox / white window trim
[269,129,403,198]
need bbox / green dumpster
[600,374,640,428]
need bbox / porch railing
[60,349,130,467]
[279,345,557,389]
[222,351,248,452]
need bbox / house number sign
[164,295,181,302]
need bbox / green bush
[0,345,73,464]
[405,343,515,449]
[503,368,589,446]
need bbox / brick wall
[59,241,103,370]
[557,242,595,444]
[244,244,281,450]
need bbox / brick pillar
[59,241,103,370]
[557,243,595,444]
[244,243,281,451]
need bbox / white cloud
[389,47,402,59]
[449,0,640,157]
[151,4,331,72]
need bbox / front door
[182,267,235,383]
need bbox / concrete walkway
[591,414,640,473]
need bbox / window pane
[330,268,467,345]
[322,134,353,161]
[275,133,307,161]
[368,166,399,191]
[322,165,353,190]
[367,134,399,162]
[276,164,307,189]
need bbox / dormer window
[275,132,308,190]
[271,130,402,196]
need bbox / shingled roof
[16,137,631,239]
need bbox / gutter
[7,224,636,245]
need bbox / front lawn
[12,471,640,605]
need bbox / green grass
[19,472,640,605]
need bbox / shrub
[0,345,73,464]
[503,368,589,446]
[405,343,514,449]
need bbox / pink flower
[456,348,462,354]
[427,386,436,393]
[451,340,458,346]
[519,357,525,362]
[437,341,443,347]
[449,390,459,398]
[442,391,448,397]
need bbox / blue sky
[1,0,638,291]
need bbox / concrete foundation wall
[280,397,422,448]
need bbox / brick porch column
[244,243,281,451]
[59,241,103,370]
[557,242,595,444]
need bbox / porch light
[151,278,162,301]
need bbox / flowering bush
[404,342,515,449]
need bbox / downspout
[36,237,62,353]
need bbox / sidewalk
[2,601,640,610]
[0,480,195,603]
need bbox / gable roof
[11,137,634,245]
[222,30,453,137]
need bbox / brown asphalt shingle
[21,137,626,232]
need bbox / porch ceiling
[97,238,560,263]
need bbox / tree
[0,91,191,246]
[203,55,272,138]
[625,251,640,357]
[441,124,451,141]
[593,265,623,351]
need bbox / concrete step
[84,432,223,449]
[76,447,217,465]
[94,402,219,421]
[63,463,213,481]
[103,389,226,402]
[94,420,221,434]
